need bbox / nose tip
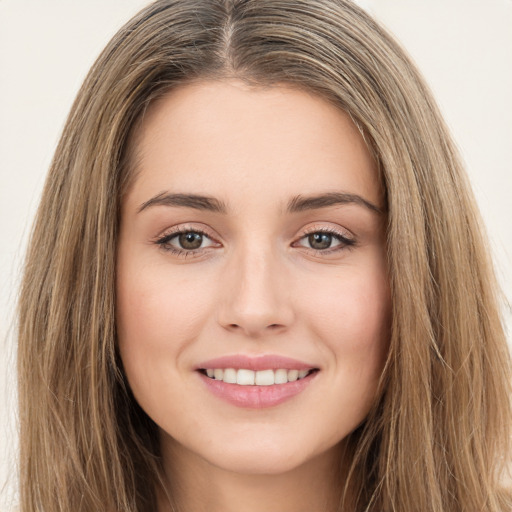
[219,291,293,337]
[216,251,294,338]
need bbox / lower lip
[198,371,318,409]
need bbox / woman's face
[117,80,390,475]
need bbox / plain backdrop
[1,0,511,508]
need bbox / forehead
[125,79,382,211]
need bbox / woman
[17,0,511,511]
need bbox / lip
[196,354,317,371]
[198,370,318,408]
[196,354,319,409]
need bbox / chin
[195,432,339,477]
[206,448,310,476]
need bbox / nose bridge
[217,237,293,336]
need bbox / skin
[116,79,391,512]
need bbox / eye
[295,228,355,252]
[304,232,339,250]
[175,232,207,250]
[155,228,218,254]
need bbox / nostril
[225,322,283,334]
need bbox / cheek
[306,264,389,341]
[115,255,216,393]
[117,259,212,341]
[299,259,391,388]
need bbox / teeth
[204,368,314,385]
[255,369,274,386]
[274,369,288,384]
[237,369,255,385]
[223,368,237,384]
[287,369,299,382]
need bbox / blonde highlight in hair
[18,1,511,510]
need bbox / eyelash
[154,226,356,258]
[297,227,356,255]
[154,226,217,258]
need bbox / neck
[157,437,350,512]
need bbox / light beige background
[1,0,511,508]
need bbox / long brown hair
[17,1,511,510]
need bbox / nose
[216,243,295,338]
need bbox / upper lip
[196,354,318,371]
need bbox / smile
[197,359,319,408]
[201,368,315,385]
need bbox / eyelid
[300,223,354,239]
[292,223,356,253]
[151,222,356,259]
[152,223,222,256]
[297,222,356,243]
[154,222,218,241]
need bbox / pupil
[309,233,332,250]
[179,232,203,249]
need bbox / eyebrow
[137,191,384,215]
[286,192,384,214]
[138,192,227,214]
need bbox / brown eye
[178,232,204,249]
[156,227,219,255]
[295,229,355,253]
[308,233,333,250]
